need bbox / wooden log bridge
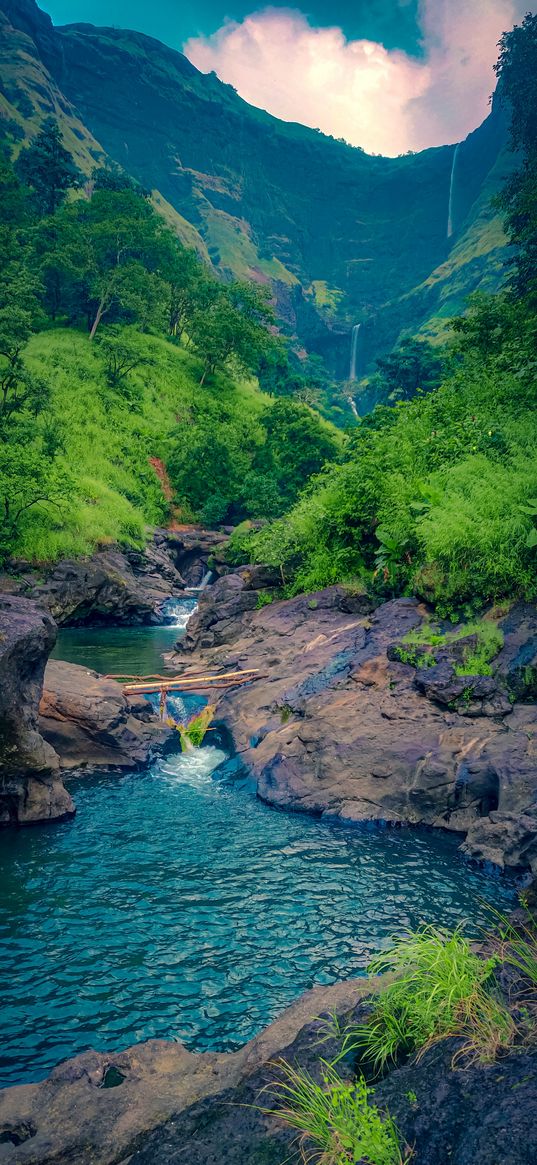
[106,669,263,696]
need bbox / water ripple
[0,744,515,1088]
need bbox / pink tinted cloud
[184,0,525,154]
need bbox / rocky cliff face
[0,595,74,825]
[0,0,512,372]
[0,528,226,626]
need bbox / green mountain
[0,0,513,375]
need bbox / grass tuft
[332,925,513,1073]
[264,1059,404,1165]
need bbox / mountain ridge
[0,0,512,375]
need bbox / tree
[374,338,445,403]
[256,399,341,506]
[66,189,168,337]
[190,280,275,385]
[16,118,82,216]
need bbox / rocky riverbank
[171,575,537,876]
[1,961,536,1165]
[0,527,226,627]
[0,597,176,825]
[0,596,73,826]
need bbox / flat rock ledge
[0,977,367,1165]
[172,580,537,876]
[2,972,537,1165]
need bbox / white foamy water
[159,745,228,787]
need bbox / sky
[45,0,528,155]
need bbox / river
[0,600,515,1088]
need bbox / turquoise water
[0,619,516,1089]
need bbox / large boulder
[0,531,187,627]
[169,591,537,875]
[39,660,174,769]
[180,575,373,652]
[0,596,73,826]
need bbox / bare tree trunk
[89,299,105,340]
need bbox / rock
[39,660,174,769]
[0,532,184,627]
[415,658,512,717]
[235,563,282,590]
[165,527,228,588]
[0,529,229,626]
[0,596,74,826]
[180,577,374,654]
[495,602,537,698]
[169,591,537,874]
[179,572,259,650]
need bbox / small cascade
[159,595,198,629]
[447,142,460,239]
[347,394,360,421]
[187,569,213,594]
[349,322,361,381]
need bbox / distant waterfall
[447,143,460,239]
[349,323,361,381]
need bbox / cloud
[184,0,525,155]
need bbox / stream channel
[0,597,515,1087]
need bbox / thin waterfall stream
[447,142,461,239]
[349,322,361,381]
[0,596,516,1088]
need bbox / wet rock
[165,527,228,588]
[0,596,74,826]
[179,572,259,650]
[0,531,188,627]
[39,660,174,770]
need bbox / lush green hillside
[15,329,270,560]
[0,0,513,379]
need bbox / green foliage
[495,13,537,304]
[402,619,504,677]
[166,395,341,527]
[337,925,507,1073]
[16,118,82,216]
[264,1059,403,1165]
[374,337,445,404]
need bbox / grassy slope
[20,329,270,561]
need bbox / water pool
[0,617,516,1088]
[0,745,516,1088]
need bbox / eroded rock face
[39,660,174,769]
[0,596,73,826]
[169,591,537,874]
